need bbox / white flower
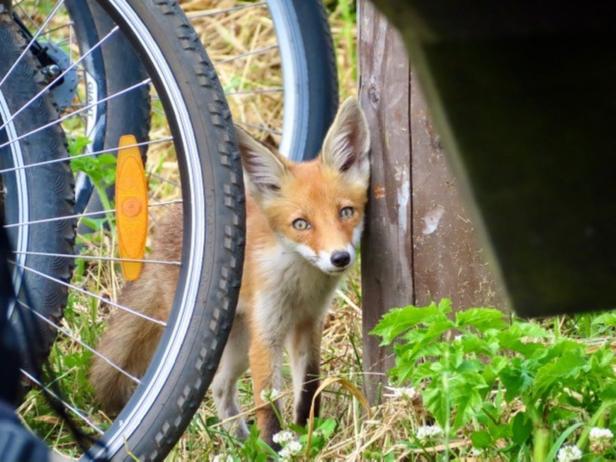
[384,386,418,400]
[590,427,614,441]
[278,446,291,460]
[260,388,282,402]
[469,447,483,456]
[415,424,443,442]
[557,445,582,462]
[272,430,295,445]
[454,335,463,342]
[590,427,613,454]
[287,440,303,455]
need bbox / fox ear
[235,125,288,197]
[321,97,370,183]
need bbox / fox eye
[339,206,355,220]
[292,218,311,231]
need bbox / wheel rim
[0,90,28,319]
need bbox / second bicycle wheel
[6,1,244,460]
[185,0,339,162]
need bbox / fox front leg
[249,334,283,448]
[287,319,323,426]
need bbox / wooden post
[359,0,412,403]
[359,1,504,403]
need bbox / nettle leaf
[451,373,487,429]
[533,350,586,397]
[500,361,533,401]
[589,348,616,378]
[456,307,507,332]
[511,412,532,445]
[499,324,550,358]
[423,383,449,428]
[471,430,493,449]
[437,298,454,314]
[477,403,507,436]
[371,303,442,345]
[486,355,508,378]
[424,317,455,338]
[600,384,616,401]
[401,329,451,367]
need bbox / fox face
[236,97,371,275]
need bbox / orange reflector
[116,135,148,281]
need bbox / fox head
[236,97,371,276]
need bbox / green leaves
[371,299,451,345]
[456,307,507,332]
[371,299,616,461]
[71,152,117,188]
[533,347,585,397]
[511,412,533,445]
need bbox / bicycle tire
[268,0,339,161]
[84,1,244,460]
[65,0,151,221]
[0,14,76,381]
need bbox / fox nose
[330,250,351,268]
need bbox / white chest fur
[251,244,341,344]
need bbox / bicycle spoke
[20,369,104,435]
[11,261,168,326]
[4,198,181,229]
[14,251,181,266]
[0,45,141,150]
[39,20,75,37]
[17,300,141,384]
[187,2,267,19]
[0,0,66,89]
[225,87,283,97]
[216,44,278,65]
[147,170,180,188]
[0,137,173,175]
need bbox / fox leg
[288,319,322,426]
[211,314,250,438]
[249,332,283,447]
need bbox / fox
[90,97,370,446]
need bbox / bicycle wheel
[0,13,76,378]
[6,1,244,460]
[185,0,339,161]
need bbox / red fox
[90,97,370,446]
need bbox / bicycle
[2,1,243,460]
[1,1,338,460]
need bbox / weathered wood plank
[358,0,413,403]
[410,79,504,309]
